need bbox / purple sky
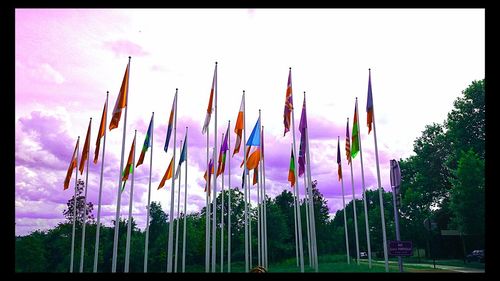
[15,9,484,236]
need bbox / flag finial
[106,91,109,94]
[128,56,131,60]
[355,97,358,101]
[176,88,178,91]
[215,61,218,65]
[369,68,371,71]
[243,90,245,94]
[289,67,291,70]
[90,117,92,120]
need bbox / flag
[232,95,244,156]
[202,64,217,134]
[158,156,174,190]
[337,137,342,181]
[283,68,293,136]
[216,126,230,176]
[246,116,261,147]
[244,117,261,170]
[122,135,136,183]
[79,119,91,175]
[288,147,295,187]
[351,101,360,159]
[253,167,258,185]
[240,170,245,189]
[136,115,153,168]
[298,96,307,177]
[203,158,214,194]
[174,132,188,180]
[64,138,79,190]
[164,94,177,153]
[345,119,351,165]
[366,70,374,134]
[94,99,107,164]
[109,60,130,131]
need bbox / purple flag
[298,95,307,177]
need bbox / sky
[15,9,484,236]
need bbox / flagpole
[205,125,210,273]
[289,68,304,272]
[79,118,92,272]
[262,125,268,269]
[182,127,188,273]
[304,106,318,272]
[94,93,108,273]
[369,69,389,272]
[144,112,154,272]
[124,131,137,272]
[339,137,351,264]
[174,139,182,272]
[242,90,249,272]
[303,172,312,267]
[256,112,261,267]
[348,117,361,265]
[70,136,80,273]
[167,89,178,272]
[291,143,299,268]
[220,132,225,273]
[355,97,373,268]
[112,56,131,273]
[211,61,218,273]
[246,152,252,269]
[227,121,231,273]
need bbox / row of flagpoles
[63,56,388,272]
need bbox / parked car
[360,252,368,259]
[466,249,484,263]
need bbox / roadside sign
[389,240,413,256]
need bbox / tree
[62,179,95,224]
[15,230,47,272]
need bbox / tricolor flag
[288,147,295,187]
[158,156,174,190]
[94,99,107,164]
[136,115,153,168]
[79,119,91,175]
[64,138,79,190]
[122,134,136,191]
[245,117,261,171]
[202,64,217,135]
[351,100,360,159]
[232,95,244,156]
[283,68,293,136]
[109,60,130,131]
[216,125,230,177]
[174,132,188,180]
[345,119,351,165]
[164,94,177,154]
[298,96,307,177]
[203,158,214,194]
[337,137,342,181]
[366,69,374,134]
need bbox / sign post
[390,159,403,272]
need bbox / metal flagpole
[246,152,252,269]
[256,116,261,267]
[339,137,350,264]
[303,175,312,267]
[124,131,137,272]
[348,117,361,265]
[94,93,109,273]
[211,62,218,273]
[304,93,318,271]
[174,139,182,272]
[262,125,268,269]
[227,121,231,272]
[80,118,92,272]
[220,132,225,272]
[242,90,249,272]
[289,68,305,272]
[143,112,154,272]
[292,143,299,268]
[182,127,188,273]
[369,69,389,272]
[70,136,80,273]
[355,97,372,268]
[112,56,131,273]
[167,89,178,272]
[390,159,403,272]
[205,126,210,272]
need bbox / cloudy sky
[15,9,484,236]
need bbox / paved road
[364,259,485,273]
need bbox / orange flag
[253,167,258,185]
[158,156,174,190]
[109,60,130,131]
[122,135,136,182]
[94,98,107,164]
[79,119,91,175]
[246,148,260,171]
[64,138,79,190]
[232,95,244,156]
